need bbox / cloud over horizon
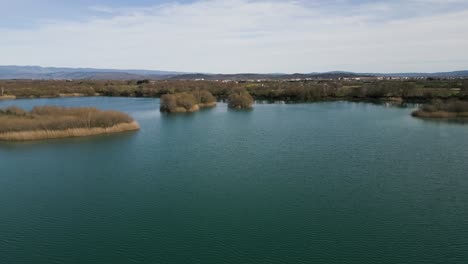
[1,0,468,73]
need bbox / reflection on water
[255,99,423,109]
[414,116,468,125]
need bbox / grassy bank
[412,100,468,118]
[0,106,139,141]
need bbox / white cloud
[1,0,468,73]
[88,6,118,14]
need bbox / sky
[1,0,468,73]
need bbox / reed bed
[412,100,468,118]
[0,95,16,100]
[0,106,139,141]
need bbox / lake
[1,97,468,264]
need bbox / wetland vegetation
[412,100,468,119]
[1,78,467,117]
[0,106,139,141]
[0,78,467,104]
[160,90,217,113]
[227,89,254,109]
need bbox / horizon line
[1,65,468,75]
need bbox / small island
[160,90,216,113]
[228,89,254,109]
[412,100,468,118]
[0,106,140,141]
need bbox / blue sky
[1,0,468,73]
[1,0,171,27]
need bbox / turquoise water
[1,97,468,264]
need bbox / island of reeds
[160,90,217,113]
[412,100,468,119]
[0,106,140,141]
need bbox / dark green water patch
[1,97,468,263]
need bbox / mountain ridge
[1,65,467,80]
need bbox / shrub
[1,106,27,116]
[421,104,438,113]
[160,93,198,113]
[160,94,178,112]
[177,93,198,109]
[446,100,468,113]
[228,89,254,109]
[194,90,216,104]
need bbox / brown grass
[0,122,140,141]
[0,106,139,141]
[412,100,468,118]
[198,102,217,108]
[0,95,16,100]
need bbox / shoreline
[162,104,200,113]
[0,94,461,105]
[198,102,217,108]
[160,102,217,113]
[0,95,16,100]
[0,121,140,141]
[412,110,468,119]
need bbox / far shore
[0,93,456,106]
[1,79,466,105]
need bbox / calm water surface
[1,97,468,264]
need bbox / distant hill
[370,71,468,78]
[0,66,182,80]
[168,72,367,80]
[1,65,467,80]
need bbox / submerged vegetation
[0,106,139,141]
[160,90,216,113]
[412,100,468,118]
[227,89,254,109]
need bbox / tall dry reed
[0,106,137,134]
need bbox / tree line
[0,79,467,102]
